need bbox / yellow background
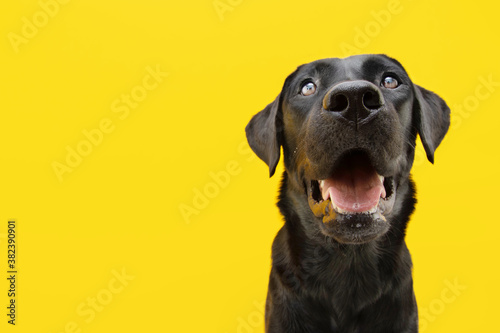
[0,0,498,332]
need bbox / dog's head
[246,54,450,244]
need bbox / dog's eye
[382,76,398,89]
[301,82,317,96]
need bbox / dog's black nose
[323,81,384,125]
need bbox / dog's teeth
[378,174,384,183]
[331,200,340,212]
[330,200,379,215]
[331,201,349,214]
[319,180,325,190]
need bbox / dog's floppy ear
[413,85,451,163]
[245,95,283,177]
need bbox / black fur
[245,55,450,332]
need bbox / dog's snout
[323,81,384,125]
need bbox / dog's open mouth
[307,150,396,225]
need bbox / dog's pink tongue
[322,161,385,213]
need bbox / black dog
[245,54,450,332]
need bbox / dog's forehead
[294,55,407,81]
